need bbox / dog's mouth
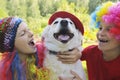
[54,32,74,43]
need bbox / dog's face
[52,18,76,43]
[42,18,83,51]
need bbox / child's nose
[28,30,33,37]
[99,30,106,37]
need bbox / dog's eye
[54,21,58,24]
[70,22,73,24]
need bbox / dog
[42,11,86,80]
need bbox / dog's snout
[60,20,68,26]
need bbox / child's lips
[99,39,108,43]
[98,39,109,46]
[28,39,35,47]
[99,39,109,47]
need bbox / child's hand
[57,48,82,64]
[59,70,83,80]
[70,70,83,80]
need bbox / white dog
[42,11,86,80]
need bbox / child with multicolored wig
[0,16,50,80]
[58,1,120,80]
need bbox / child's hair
[0,52,50,80]
[91,1,113,28]
[91,1,120,40]
[0,16,24,80]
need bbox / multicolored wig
[0,49,50,80]
[91,1,120,40]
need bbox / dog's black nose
[60,20,68,27]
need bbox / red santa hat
[48,11,84,35]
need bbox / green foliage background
[0,0,119,79]
[0,0,118,43]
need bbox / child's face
[97,21,120,51]
[15,22,36,54]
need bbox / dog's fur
[42,18,86,80]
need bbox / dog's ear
[41,25,51,38]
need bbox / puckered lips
[54,31,74,43]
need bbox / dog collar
[49,50,58,55]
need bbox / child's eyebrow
[17,29,25,35]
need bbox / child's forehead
[17,22,28,31]
[100,21,114,28]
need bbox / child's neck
[102,49,120,61]
[17,52,28,63]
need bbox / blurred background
[0,0,118,45]
[0,0,119,79]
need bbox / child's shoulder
[35,42,45,68]
[85,45,98,51]
[36,42,44,49]
[84,45,101,55]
